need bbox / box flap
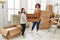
[3,24,17,29]
[5,27,16,31]
[0,29,8,36]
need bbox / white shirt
[20,13,26,24]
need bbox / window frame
[7,0,20,21]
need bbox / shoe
[21,35,25,39]
[23,36,25,39]
[36,32,39,35]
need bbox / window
[27,0,36,13]
[41,0,46,10]
[28,0,46,13]
[7,0,20,21]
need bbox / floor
[0,25,60,40]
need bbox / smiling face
[23,8,25,13]
[36,5,40,9]
[21,8,25,13]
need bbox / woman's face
[36,5,39,9]
[23,9,25,12]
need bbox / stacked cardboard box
[46,5,53,12]
[0,24,22,39]
[46,5,54,18]
[11,14,20,25]
[11,14,30,28]
[40,11,51,29]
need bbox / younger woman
[20,8,27,37]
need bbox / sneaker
[36,32,39,35]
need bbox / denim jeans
[32,21,40,31]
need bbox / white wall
[0,0,8,27]
[35,0,42,4]
[20,0,28,10]
[46,0,60,14]
[0,0,28,27]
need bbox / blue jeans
[32,21,40,31]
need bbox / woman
[31,3,41,32]
[20,8,27,37]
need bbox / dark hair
[21,8,26,14]
[18,11,20,13]
[35,3,41,8]
[18,11,20,15]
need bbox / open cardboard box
[0,24,22,39]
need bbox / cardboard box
[41,17,50,24]
[46,5,54,18]
[26,22,30,28]
[40,22,50,29]
[57,23,60,29]
[54,14,59,18]
[41,11,51,17]
[46,5,53,12]
[11,14,20,24]
[26,14,40,22]
[39,11,51,29]
[0,24,22,39]
[50,18,58,25]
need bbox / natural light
[7,0,20,21]
[7,0,46,21]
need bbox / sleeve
[39,10,41,21]
[40,10,41,16]
[34,10,36,14]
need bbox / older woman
[31,3,41,32]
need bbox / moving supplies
[26,14,40,22]
[46,5,53,12]
[57,20,60,28]
[41,11,51,17]
[40,11,51,29]
[40,17,50,24]
[46,5,54,18]
[57,23,60,29]
[50,18,58,25]
[40,22,50,29]
[26,22,30,28]
[11,14,20,25]
[0,24,22,39]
